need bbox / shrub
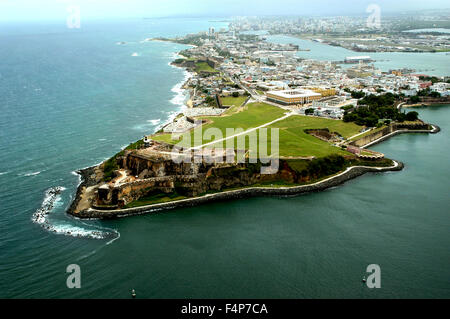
[405,111,419,121]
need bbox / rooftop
[267,89,322,98]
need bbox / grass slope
[151,103,363,158]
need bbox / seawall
[361,125,441,149]
[351,124,441,148]
[71,161,404,219]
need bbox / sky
[0,0,449,22]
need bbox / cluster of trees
[343,93,419,127]
[301,155,347,180]
[205,96,216,106]
[418,76,441,84]
[409,88,442,104]
[305,108,315,115]
[344,89,366,99]
[103,157,119,182]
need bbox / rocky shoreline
[69,161,404,219]
[66,123,441,220]
[66,166,98,217]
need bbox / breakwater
[70,161,403,219]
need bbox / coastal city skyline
[1,0,450,21]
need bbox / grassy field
[194,62,218,73]
[151,102,363,158]
[152,102,286,145]
[220,96,248,115]
[220,96,247,107]
[264,116,362,157]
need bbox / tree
[305,108,315,115]
[396,113,407,123]
[410,96,420,104]
[351,91,366,99]
[430,91,441,98]
[405,111,419,121]
[205,96,215,106]
[232,92,239,98]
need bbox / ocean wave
[32,187,118,240]
[47,224,116,240]
[169,71,193,108]
[131,52,140,57]
[147,119,161,125]
[32,186,66,225]
[0,172,8,176]
[132,119,164,132]
[20,171,42,177]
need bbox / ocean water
[266,35,450,76]
[0,19,449,299]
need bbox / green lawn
[152,102,286,146]
[266,116,362,157]
[151,103,363,158]
[195,62,218,73]
[220,96,248,115]
[220,96,247,107]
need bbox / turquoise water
[266,35,450,76]
[0,19,449,299]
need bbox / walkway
[189,112,295,151]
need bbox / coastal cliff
[66,119,440,219]
[70,161,404,219]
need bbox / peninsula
[68,25,446,219]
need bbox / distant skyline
[0,0,449,22]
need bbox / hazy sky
[0,0,449,22]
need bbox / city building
[266,89,322,105]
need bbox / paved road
[189,111,295,151]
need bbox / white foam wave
[169,70,193,108]
[71,171,83,187]
[21,171,41,177]
[32,186,66,225]
[131,52,140,57]
[0,172,8,176]
[77,230,120,261]
[147,119,161,125]
[33,187,118,240]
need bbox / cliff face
[125,153,211,178]
[95,153,298,209]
